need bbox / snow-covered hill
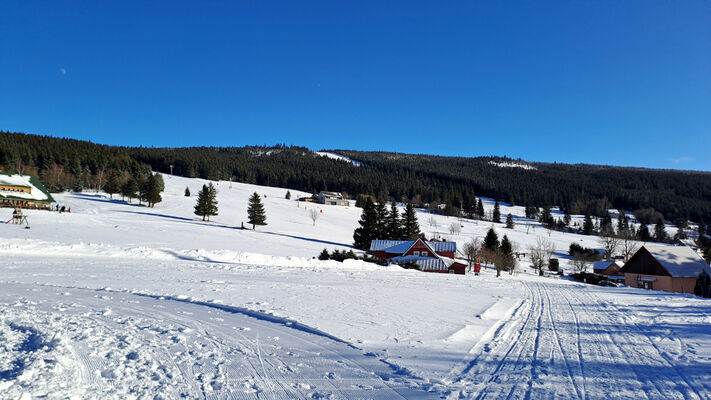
[1,175,709,399]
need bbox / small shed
[593,260,623,276]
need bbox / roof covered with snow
[593,261,623,271]
[370,239,456,254]
[391,255,451,271]
[0,173,53,202]
[643,244,711,278]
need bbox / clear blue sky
[2,1,710,170]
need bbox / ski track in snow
[441,281,711,400]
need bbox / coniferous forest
[2,131,710,223]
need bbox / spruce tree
[654,221,667,242]
[540,206,553,226]
[194,183,218,221]
[699,220,707,237]
[143,174,163,207]
[500,235,513,256]
[476,199,485,219]
[353,198,378,249]
[563,209,572,226]
[638,224,651,241]
[484,227,499,252]
[318,249,330,260]
[583,214,594,235]
[121,179,138,203]
[184,187,191,197]
[374,201,389,239]
[104,171,122,199]
[247,192,267,229]
[506,213,515,229]
[285,190,291,200]
[493,201,501,223]
[401,203,420,240]
[385,202,401,240]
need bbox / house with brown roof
[619,244,711,296]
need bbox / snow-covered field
[1,175,710,399]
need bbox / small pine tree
[493,201,501,223]
[285,190,291,200]
[247,192,267,229]
[563,210,572,226]
[401,203,420,240]
[476,199,485,218]
[506,213,515,229]
[184,187,191,197]
[318,249,330,260]
[194,183,218,221]
[583,214,594,235]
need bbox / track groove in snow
[441,281,711,400]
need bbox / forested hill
[2,131,710,223]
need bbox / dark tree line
[353,199,420,250]
[4,131,711,224]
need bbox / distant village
[3,170,710,298]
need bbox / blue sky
[1,1,710,170]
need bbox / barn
[370,237,467,274]
[619,244,711,296]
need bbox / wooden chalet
[370,237,467,274]
[619,244,711,296]
[0,172,54,210]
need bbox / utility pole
[169,164,174,176]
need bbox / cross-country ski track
[442,281,710,400]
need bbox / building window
[413,251,420,256]
[422,251,428,257]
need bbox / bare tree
[599,231,620,261]
[428,216,438,228]
[619,229,640,261]
[572,258,590,273]
[449,222,461,235]
[529,237,555,276]
[309,208,320,226]
[461,238,481,272]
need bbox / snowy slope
[1,175,710,399]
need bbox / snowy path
[0,283,425,399]
[443,281,711,399]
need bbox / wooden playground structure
[5,208,29,228]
